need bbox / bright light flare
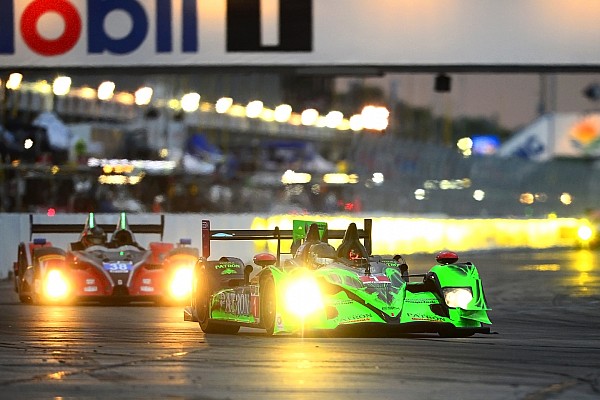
[52,76,71,96]
[169,266,193,299]
[285,277,323,317]
[325,111,344,129]
[216,97,233,113]
[246,100,264,118]
[301,109,319,126]
[361,105,389,131]
[6,73,23,90]
[578,225,594,241]
[443,288,473,309]
[181,93,200,112]
[274,104,292,122]
[44,270,69,300]
[135,87,153,106]
[98,81,115,101]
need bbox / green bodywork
[192,218,491,336]
[205,257,491,335]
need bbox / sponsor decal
[339,313,372,324]
[218,291,251,316]
[404,298,438,304]
[140,285,154,292]
[381,260,400,267]
[221,268,238,275]
[84,286,98,292]
[215,262,240,269]
[406,312,445,322]
[0,0,312,57]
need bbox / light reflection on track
[0,249,599,399]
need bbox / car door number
[103,261,133,274]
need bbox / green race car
[184,219,491,337]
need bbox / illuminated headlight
[169,267,193,299]
[44,270,69,300]
[443,287,473,309]
[285,277,323,317]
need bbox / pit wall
[0,213,588,279]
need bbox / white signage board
[498,113,600,161]
[1,0,599,68]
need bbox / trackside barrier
[0,213,588,279]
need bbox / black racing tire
[196,268,240,334]
[260,275,276,335]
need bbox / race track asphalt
[1,249,599,399]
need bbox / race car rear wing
[201,219,372,265]
[29,214,165,240]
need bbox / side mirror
[436,250,459,265]
[253,253,277,267]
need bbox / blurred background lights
[520,192,535,205]
[560,192,573,205]
[301,108,319,126]
[6,73,23,90]
[260,108,275,122]
[114,92,134,105]
[181,92,201,112]
[349,114,364,131]
[245,100,264,118]
[361,105,389,131]
[372,172,384,185]
[1,74,385,135]
[414,188,426,200]
[281,170,312,184]
[97,81,115,101]
[274,104,292,122]
[457,137,473,151]
[52,76,71,96]
[215,97,233,114]
[457,136,473,156]
[34,80,52,94]
[76,86,97,99]
[134,87,153,106]
[325,111,344,129]
[24,138,33,149]
[473,189,485,201]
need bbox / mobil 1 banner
[1,0,600,68]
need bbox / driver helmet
[308,243,337,267]
[84,226,106,246]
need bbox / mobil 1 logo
[227,0,312,52]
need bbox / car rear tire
[261,276,276,335]
[196,269,240,334]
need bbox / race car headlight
[285,277,323,318]
[169,266,193,299]
[443,287,473,309]
[44,270,69,300]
